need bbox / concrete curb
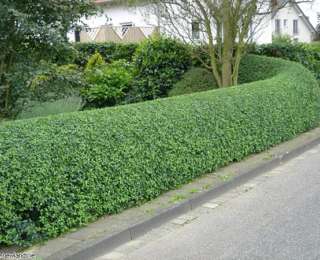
[37,128,320,260]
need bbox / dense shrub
[0,62,36,118]
[74,42,138,67]
[238,55,283,84]
[131,37,192,101]
[50,44,79,65]
[253,42,320,80]
[81,55,133,108]
[169,54,277,97]
[168,67,217,97]
[84,52,105,71]
[303,41,320,52]
[1,61,83,118]
[271,34,294,44]
[0,55,319,247]
[29,63,84,102]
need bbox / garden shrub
[168,67,217,97]
[81,57,133,108]
[305,42,320,52]
[50,44,79,65]
[1,61,83,118]
[131,37,192,101]
[84,52,105,71]
[74,42,138,67]
[29,63,84,102]
[0,55,319,247]
[272,34,294,44]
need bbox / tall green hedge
[74,42,138,66]
[253,43,320,80]
[131,37,191,100]
[0,55,319,247]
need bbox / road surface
[97,144,320,260]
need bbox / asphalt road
[97,144,320,260]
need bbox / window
[317,12,320,24]
[283,19,287,28]
[293,19,299,35]
[75,30,81,42]
[275,19,281,34]
[192,21,200,39]
[121,22,133,36]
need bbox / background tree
[0,0,96,117]
[143,0,308,87]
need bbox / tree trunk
[232,45,244,85]
[221,0,233,87]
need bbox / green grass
[17,96,82,120]
[169,194,187,204]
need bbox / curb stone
[25,127,320,260]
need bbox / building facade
[72,0,320,44]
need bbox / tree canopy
[0,0,96,116]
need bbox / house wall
[253,15,273,44]
[272,4,314,42]
[85,4,158,28]
[69,1,317,43]
[68,4,158,42]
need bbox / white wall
[253,15,273,44]
[272,4,314,42]
[69,1,316,43]
[85,4,158,28]
[252,3,315,44]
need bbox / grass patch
[17,96,82,120]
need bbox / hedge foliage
[253,42,320,80]
[131,37,191,100]
[74,42,138,67]
[0,55,319,247]
[168,67,217,97]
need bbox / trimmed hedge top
[0,55,319,246]
[252,43,320,81]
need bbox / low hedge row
[0,55,319,246]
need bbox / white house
[255,1,319,43]
[73,0,320,44]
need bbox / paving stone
[67,227,102,240]
[26,238,78,258]
[171,214,197,226]
[243,183,257,191]
[96,251,125,260]
[202,203,219,209]
[114,240,145,255]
